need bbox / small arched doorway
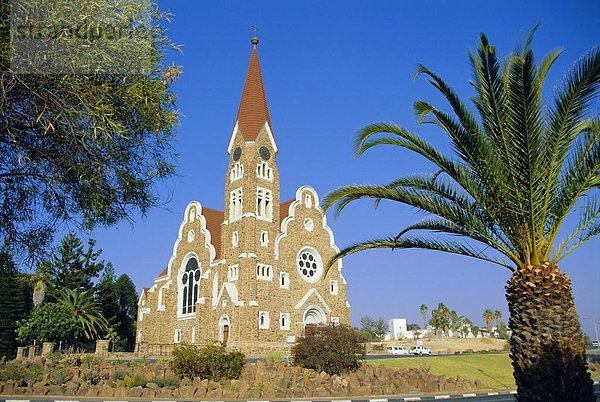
[219,315,230,345]
[303,305,326,335]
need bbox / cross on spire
[251,24,259,47]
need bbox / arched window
[259,311,270,329]
[280,313,290,330]
[181,257,201,315]
[330,280,339,295]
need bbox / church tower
[222,36,281,334]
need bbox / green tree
[323,30,597,400]
[0,0,180,261]
[0,247,27,358]
[46,232,106,292]
[419,304,428,333]
[472,326,480,338]
[55,288,108,340]
[358,315,388,340]
[483,309,495,336]
[407,323,420,331]
[16,303,81,344]
[429,303,451,337]
[493,310,502,330]
[97,267,138,351]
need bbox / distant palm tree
[419,304,428,334]
[483,309,495,336]
[493,310,502,330]
[56,288,108,340]
[323,29,598,400]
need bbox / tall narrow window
[280,313,290,330]
[259,311,270,329]
[256,263,272,281]
[257,162,273,181]
[279,272,289,289]
[232,231,239,247]
[229,188,243,221]
[260,231,269,247]
[330,280,339,295]
[228,265,239,281]
[230,163,244,182]
[181,257,201,315]
[256,188,273,221]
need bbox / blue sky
[84,1,599,336]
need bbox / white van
[387,345,408,355]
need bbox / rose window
[297,248,322,283]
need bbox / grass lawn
[370,353,600,390]
[371,353,515,390]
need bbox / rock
[142,388,156,398]
[127,386,144,398]
[178,385,196,399]
[205,387,223,399]
[146,382,159,389]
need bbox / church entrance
[303,305,326,335]
[219,315,230,345]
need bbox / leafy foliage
[0,247,28,358]
[323,29,598,399]
[43,232,106,292]
[169,343,245,381]
[0,0,181,261]
[96,265,138,350]
[55,288,108,340]
[358,315,388,340]
[291,324,366,375]
[429,303,451,337]
[16,303,80,343]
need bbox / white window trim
[230,162,244,182]
[260,230,269,247]
[259,311,270,329]
[256,187,273,222]
[229,188,243,221]
[232,231,239,247]
[256,263,273,281]
[279,272,290,289]
[228,265,239,281]
[330,280,339,295]
[280,313,290,330]
[256,161,273,181]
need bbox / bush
[0,363,26,381]
[112,370,128,381]
[152,375,180,388]
[169,343,245,381]
[121,374,147,388]
[265,351,283,362]
[291,324,366,375]
[48,367,70,385]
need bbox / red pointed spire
[235,40,272,142]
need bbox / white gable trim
[274,185,343,271]
[294,288,332,313]
[227,122,240,154]
[263,122,278,153]
[162,201,218,280]
[214,282,239,308]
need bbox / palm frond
[326,236,514,271]
[553,199,600,262]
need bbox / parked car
[409,345,432,355]
[387,345,409,355]
[592,340,600,348]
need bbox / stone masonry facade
[135,39,350,356]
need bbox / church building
[135,37,350,356]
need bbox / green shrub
[265,351,283,362]
[291,324,366,375]
[0,363,26,381]
[152,375,180,388]
[48,367,70,385]
[169,343,245,381]
[112,370,128,381]
[121,374,147,388]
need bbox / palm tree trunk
[506,262,594,401]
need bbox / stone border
[2,382,600,402]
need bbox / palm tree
[323,29,598,401]
[483,309,495,336]
[56,288,108,340]
[493,310,502,331]
[420,304,428,335]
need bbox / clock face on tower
[233,147,242,161]
[259,146,271,161]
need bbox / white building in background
[387,318,408,340]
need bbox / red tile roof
[280,199,294,224]
[158,267,168,277]
[202,207,224,260]
[235,47,272,142]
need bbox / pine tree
[48,232,105,291]
[0,248,27,358]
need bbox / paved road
[1,384,599,402]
